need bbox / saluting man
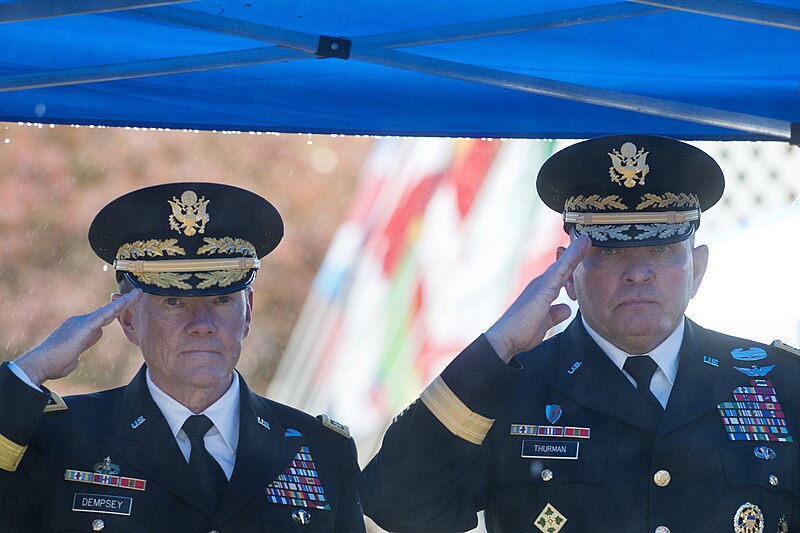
[0,183,366,532]
[361,135,799,533]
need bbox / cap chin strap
[563,208,700,225]
[114,257,260,274]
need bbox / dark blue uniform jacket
[361,316,799,532]
[0,364,365,533]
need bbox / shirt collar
[581,316,684,386]
[145,368,241,454]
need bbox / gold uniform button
[91,519,104,531]
[655,526,671,533]
[653,469,671,487]
[541,469,554,482]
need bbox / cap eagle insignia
[168,190,210,236]
[608,142,649,188]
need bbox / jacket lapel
[214,374,306,525]
[658,319,743,438]
[100,365,213,515]
[549,316,661,433]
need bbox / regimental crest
[734,502,764,533]
[168,190,210,236]
[545,404,563,425]
[608,142,649,188]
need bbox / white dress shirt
[8,361,241,478]
[146,369,240,480]
[582,317,684,409]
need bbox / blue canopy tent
[0,0,798,142]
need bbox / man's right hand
[485,235,590,363]
[14,289,143,386]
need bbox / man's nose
[623,255,655,284]
[185,303,217,335]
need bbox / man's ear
[690,244,709,298]
[243,288,254,339]
[557,247,578,301]
[113,293,141,347]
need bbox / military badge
[284,428,302,437]
[608,142,649,188]
[734,365,775,377]
[731,347,768,361]
[93,457,120,475]
[257,416,271,430]
[545,405,563,425]
[266,446,330,510]
[535,503,567,533]
[704,356,720,367]
[292,509,312,525]
[130,416,146,430]
[777,515,789,533]
[734,502,763,533]
[718,379,793,442]
[754,446,777,460]
[168,190,210,236]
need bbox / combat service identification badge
[535,503,567,533]
[734,502,763,533]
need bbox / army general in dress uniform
[360,135,799,533]
[0,183,366,532]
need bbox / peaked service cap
[536,135,724,247]
[89,182,283,295]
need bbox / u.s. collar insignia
[734,364,775,377]
[93,457,120,475]
[257,416,271,430]
[731,348,768,361]
[168,190,210,236]
[545,405,562,425]
[534,503,567,533]
[608,142,649,188]
[734,502,763,533]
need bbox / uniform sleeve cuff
[419,335,521,445]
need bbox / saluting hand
[485,235,590,363]
[14,289,143,386]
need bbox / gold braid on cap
[564,194,627,211]
[114,236,259,290]
[116,239,186,260]
[636,192,700,210]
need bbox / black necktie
[623,355,664,413]
[182,415,227,509]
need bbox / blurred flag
[268,137,568,455]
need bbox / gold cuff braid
[0,433,27,472]
[420,376,494,445]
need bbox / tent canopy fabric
[1,0,798,141]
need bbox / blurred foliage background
[0,122,373,395]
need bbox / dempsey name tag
[73,493,133,516]
[522,439,580,460]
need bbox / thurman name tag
[522,440,580,460]
[72,493,133,516]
